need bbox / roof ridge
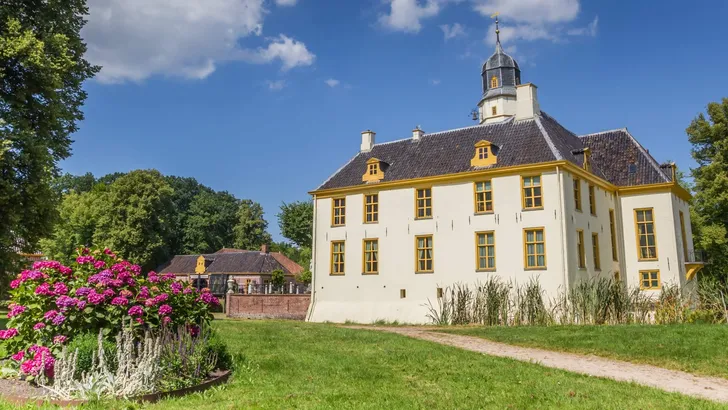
[371,117,515,148]
[533,115,563,161]
[621,128,671,183]
[578,128,629,138]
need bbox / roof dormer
[195,255,207,274]
[362,158,386,182]
[470,140,498,167]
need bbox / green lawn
[437,324,728,379]
[0,320,726,409]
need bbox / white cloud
[275,0,298,6]
[567,16,598,37]
[429,79,441,85]
[471,0,580,24]
[266,80,286,90]
[324,78,340,88]
[82,0,314,83]
[378,0,442,33]
[440,23,466,40]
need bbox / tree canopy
[277,201,313,249]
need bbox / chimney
[412,126,424,141]
[361,130,375,152]
[260,244,270,254]
[515,83,540,120]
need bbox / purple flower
[111,296,129,306]
[8,304,26,318]
[88,291,105,305]
[183,287,194,294]
[75,287,92,297]
[158,304,172,316]
[0,328,19,339]
[52,313,66,326]
[34,282,53,296]
[138,286,150,298]
[103,288,115,298]
[128,305,143,316]
[170,282,183,295]
[155,293,169,303]
[198,292,219,305]
[76,300,87,310]
[53,282,68,295]
[55,296,78,309]
[88,270,113,285]
[53,335,68,344]
[44,310,59,321]
[33,323,46,331]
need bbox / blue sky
[63,0,728,241]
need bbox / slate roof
[315,113,670,191]
[158,249,303,275]
[579,129,672,186]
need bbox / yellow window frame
[362,239,379,274]
[415,188,433,219]
[588,184,596,215]
[573,178,582,211]
[475,231,496,271]
[330,241,345,275]
[415,235,434,273]
[521,175,543,210]
[474,181,494,214]
[490,76,498,88]
[635,208,658,261]
[523,227,546,269]
[609,209,618,261]
[576,229,586,269]
[679,211,688,260]
[592,232,601,271]
[639,270,661,290]
[363,193,378,224]
[332,197,346,226]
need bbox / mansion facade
[306,24,702,324]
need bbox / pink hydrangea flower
[93,260,107,269]
[10,279,20,289]
[111,296,129,306]
[55,295,78,309]
[75,287,92,297]
[44,310,59,321]
[135,318,144,325]
[183,286,194,294]
[120,289,133,298]
[88,291,105,305]
[19,345,54,377]
[52,313,66,326]
[170,282,183,295]
[0,328,19,339]
[34,282,53,296]
[158,304,172,316]
[53,335,68,344]
[163,316,172,325]
[128,305,144,316]
[53,282,69,295]
[198,292,219,305]
[33,323,45,331]
[8,304,26,318]
[76,255,95,264]
[76,300,87,310]
[11,351,25,361]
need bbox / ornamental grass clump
[0,246,219,384]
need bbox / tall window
[588,185,596,215]
[640,270,661,290]
[491,106,497,116]
[415,235,434,273]
[592,233,601,270]
[332,198,346,226]
[573,178,582,211]
[364,194,378,223]
[415,188,432,219]
[476,232,496,271]
[522,176,543,209]
[609,209,618,261]
[576,229,586,269]
[490,76,498,88]
[679,211,688,260]
[363,239,379,274]
[635,208,657,260]
[524,228,546,269]
[474,181,493,214]
[330,241,345,275]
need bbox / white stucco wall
[480,96,516,123]
[310,171,566,324]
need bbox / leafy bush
[1,247,219,382]
[65,332,117,379]
[157,325,222,392]
[270,269,286,289]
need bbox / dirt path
[347,326,728,403]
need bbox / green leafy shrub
[157,325,221,392]
[66,332,117,378]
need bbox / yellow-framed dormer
[362,158,385,182]
[195,255,206,274]
[470,140,498,167]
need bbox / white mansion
[306,26,702,324]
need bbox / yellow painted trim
[686,263,704,281]
[195,255,206,274]
[363,193,379,224]
[331,197,346,227]
[573,177,582,211]
[634,208,658,261]
[639,269,661,290]
[362,238,379,275]
[473,180,494,214]
[470,140,497,167]
[521,174,544,210]
[415,234,434,273]
[592,232,601,271]
[588,184,596,216]
[330,240,345,275]
[618,182,691,202]
[609,209,618,261]
[576,229,586,269]
[523,227,547,270]
[679,211,688,260]
[362,158,385,182]
[475,231,496,271]
[414,187,433,220]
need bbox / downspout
[556,166,569,292]
[305,194,318,321]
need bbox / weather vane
[491,12,500,43]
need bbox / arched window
[490,76,498,88]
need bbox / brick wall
[226,294,311,320]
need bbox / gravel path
[347,326,728,403]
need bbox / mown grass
[438,324,728,379]
[1,320,726,409]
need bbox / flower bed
[0,247,229,400]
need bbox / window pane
[485,181,491,190]
[536,231,544,242]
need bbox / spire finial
[491,12,500,44]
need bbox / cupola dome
[481,16,521,99]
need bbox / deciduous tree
[277,201,313,249]
[183,190,239,254]
[233,200,272,250]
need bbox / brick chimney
[260,244,270,254]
